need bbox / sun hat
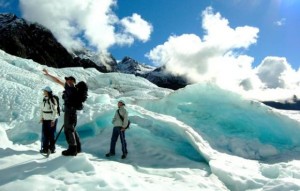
[42,86,52,92]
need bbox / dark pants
[42,119,57,151]
[64,107,81,148]
[109,126,127,155]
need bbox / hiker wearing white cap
[43,69,82,156]
[40,86,58,154]
[106,100,129,159]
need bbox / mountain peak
[121,56,134,63]
[0,13,17,22]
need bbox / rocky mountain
[262,96,300,110]
[115,57,190,89]
[0,13,189,90]
[0,13,112,72]
[116,56,155,75]
[142,66,190,90]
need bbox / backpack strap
[117,109,124,121]
[117,109,130,129]
[48,96,57,113]
[43,97,51,108]
[42,97,54,113]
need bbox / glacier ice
[1,49,300,190]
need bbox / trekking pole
[54,125,64,144]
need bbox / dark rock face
[143,66,190,90]
[0,13,113,72]
[262,101,300,110]
[0,13,73,67]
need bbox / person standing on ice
[40,86,58,154]
[42,69,81,156]
[106,100,129,159]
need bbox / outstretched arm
[43,69,64,87]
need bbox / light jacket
[112,106,129,128]
[40,96,58,121]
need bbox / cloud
[255,57,300,89]
[147,7,300,100]
[147,7,260,90]
[120,13,153,42]
[19,0,152,54]
[274,18,286,26]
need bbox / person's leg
[64,109,77,146]
[72,115,82,153]
[62,108,77,156]
[42,120,51,152]
[108,127,120,155]
[75,131,81,153]
[40,123,44,152]
[120,131,128,159]
[49,119,57,153]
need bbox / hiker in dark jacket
[43,69,81,156]
[40,86,58,154]
[106,100,129,159]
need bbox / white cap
[118,100,125,105]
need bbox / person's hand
[121,127,126,131]
[51,121,55,127]
[42,68,49,75]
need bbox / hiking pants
[42,119,57,151]
[64,107,81,147]
[109,126,127,154]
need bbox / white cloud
[274,18,286,26]
[19,0,152,54]
[202,7,259,50]
[147,7,260,91]
[147,7,300,100]
[120,13,153,42]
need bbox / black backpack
[52,95,61,116]
[117,109,130,129]
[74,81,88,110]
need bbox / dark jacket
[62,83,77,108]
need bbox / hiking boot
[40,149,48,154]
[105,153,115,157]
[121,153,127,159]
[50,149,56,154]
[77,146,82,153]
[62,146,77,156]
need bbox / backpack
[73,81,88,110]
[117,109,130,129]
[51,95,61,116]
[44,95,60,116]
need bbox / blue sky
[0,0,299,70]
[114,0,300,68]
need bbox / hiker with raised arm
[43,69,81,156]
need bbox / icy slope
[1,49,300,190]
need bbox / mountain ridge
[0,13,189,90]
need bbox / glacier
[1,49,300,191]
